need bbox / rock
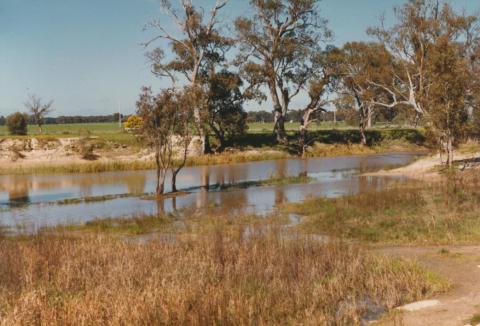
[397,300,441,312]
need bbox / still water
[0,152,422,233]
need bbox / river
[0,152,422,233]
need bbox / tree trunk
[360,123,367,146]
[299,128,308,158]
[446,135,454,167]
[171,170,179,193]
[203,130,212,154]
[299,108,315,158]
[359,104,368,146]
[274,107,287,144]
[210,124,226,152]
[413,111,422,128]
[269,79,288,145]
[155,150,166,196]
[156,168,166,196]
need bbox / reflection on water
[0,152,422,233]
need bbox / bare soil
[367,151,480,180]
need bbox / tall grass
[0,226,445,325]
[286,170,480,244]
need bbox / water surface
[0,152,422,233]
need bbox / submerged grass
[55,193,138,205]
[56,214,175,235]
[212,173,314,191]
[0,224,447,325]
[286,169,480,245]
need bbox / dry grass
[0,225,446,325]
[307,141,424,158]
[286,169,480,245]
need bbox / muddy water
[0,152,422,233]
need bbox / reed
[0,226,446,325]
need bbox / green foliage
[6,112,28,136]
[206,70,247,150]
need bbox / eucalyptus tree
[369,0,480,162]
[24,95,53,134]
[330,42,393,145]
[145,0,232,153]
[235,0,331,144]
[368,0,480,127]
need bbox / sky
[0,0,477,116]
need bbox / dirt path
[377,245,480,325]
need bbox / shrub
[6,112,28,135]
[124,115,143,131]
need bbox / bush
[124,115,143,131]
[6,112,28,135]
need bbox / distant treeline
[0,109,402,127]
[0,113,122,126]
[0,111,341,126]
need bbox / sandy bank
[366,151,480,180]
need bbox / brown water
[0,152,422,233]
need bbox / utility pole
[117,101,122,130]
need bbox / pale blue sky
[0,0,477,116]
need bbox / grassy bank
[285,170,480,245]
[0,224,446,325]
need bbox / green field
[0,123,140,146]
[0,122,123,137]
[0,121,400,137]
[0,121,424,151]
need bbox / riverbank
[0,127,427,175]
[366,143,480,180]
[0,142,426,176]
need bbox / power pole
[117,101,122,130]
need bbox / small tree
[137,87,195,195]
[425,37,472,166]
[24,95,53,134]
[206,70,247,152]
[6,112,28,136]
[136,87,178,196]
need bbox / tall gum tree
[368,0,480,127]
[369,0,480,162]
[330,42,394,145]
[235,0,331,144]
[144,0,231,153]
